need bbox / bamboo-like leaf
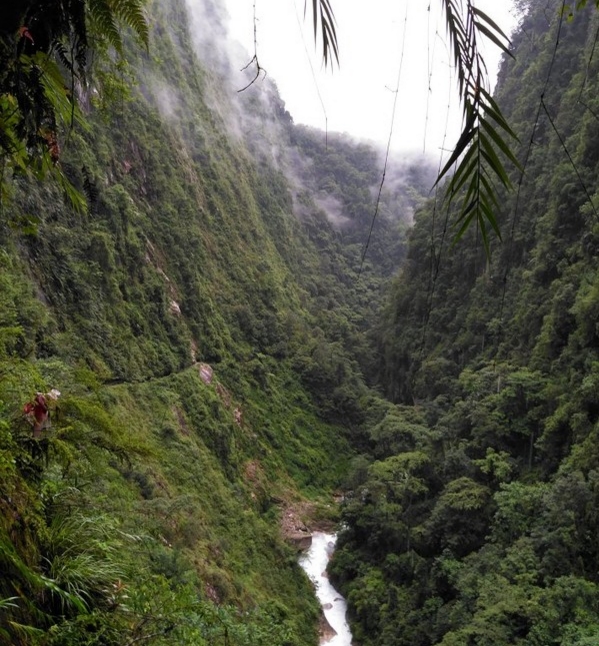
[472,7,512,44]
[480,199,502,238]
[454,173,480,221]
[479,88,519,137]
[479,117,522,169]
[310,0,318,39]
[480,150,509,189]
[479,220,491,256]
[463,165,481,206]
[479,100,515,138]
[306,0,339,67]
[436,0,520,251]
[479,132,511,187]
[447,147,478,197]
[474,21,514,57]
[448,141,478,190]
[319,0,336,31]
[436,108,477,183]
[442,0,468,95]
[472,5,514,58]
[479,172,499,207]
[454,200,477,235]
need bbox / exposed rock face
[319,613,337,642]
[233,406,242,425]
[280,501,314,549]
[198,362,213,384]
[288,532,313,550]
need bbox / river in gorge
[299,532,353,646]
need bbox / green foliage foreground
[0,356,327,645]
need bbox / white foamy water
[299,532,353,646]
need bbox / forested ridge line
[330,1,599,644]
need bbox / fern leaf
[110,0,149,48]
[88,0,123,52]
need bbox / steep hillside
[331,1,599,644]
[0,0,429,643]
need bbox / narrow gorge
[3,0,599,645]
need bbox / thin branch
[238,0,267,92]
[238,54,267,92]
[125,629,176,646]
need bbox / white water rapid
[299,532,353,646]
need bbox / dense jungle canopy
[1,0,599,645]
[332,1,599,644]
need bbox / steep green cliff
[0,0,429,643]
[332,1,599,644]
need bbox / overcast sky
[224,0,518,156]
